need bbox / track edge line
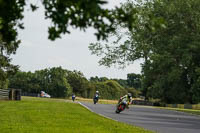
[78,101,120,122]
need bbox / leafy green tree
[0,79,8,89]
[34,67,72,97]
[8,66,142,99]
[0,0,24,88]
[89,0,200,104]
[127,73,141,89]
[138,0,200,104]
[90,76,108,82]
[47,67,72,97]
[8,71,39,93]
[66,70,89,97]
[9,67,72,98]
[34,69,50,93]
[42,0,115,40]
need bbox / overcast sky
[11,0,142,79]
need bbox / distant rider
[72,93,76,102]
[118,93,132,109]
[94,91,99,101]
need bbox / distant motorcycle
[72,94,76,102]
[93,94,99,104]
[115,101,127,113]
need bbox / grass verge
[0,97,153,133]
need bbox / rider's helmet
[128,93,132,98]
[96,91,99,94]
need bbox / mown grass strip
[0,97,153,133]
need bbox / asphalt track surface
[80,102,200,133]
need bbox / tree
[90,76,108,82]
[66,70,89,97]
[47,67,72,97]
[8,67,72,98]
[89,0,200,104]
[138,0,200,104]
[8,71,40,93]
[42,0,115,40]
[127,73,141,89]
[0,0,24,89]
[8,66,142,99]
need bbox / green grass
[0,97,153,133]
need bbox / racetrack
[79,102,200,133]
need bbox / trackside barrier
[133,100,200,110]
[192,104,200,110]
[167,104,178,108]
[132,100,154,106]
[184,104,193,109]
[0,89,9,100]
[0,89,21,100]
[177,104,184,109]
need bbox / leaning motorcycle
[115,101,127,113]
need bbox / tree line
[8,67,141,100]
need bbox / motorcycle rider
[118,93,132,109]
[72,93,76,102]
[93,91,99,102]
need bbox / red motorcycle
[115,101,127,113]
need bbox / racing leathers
[118,95,132,109]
